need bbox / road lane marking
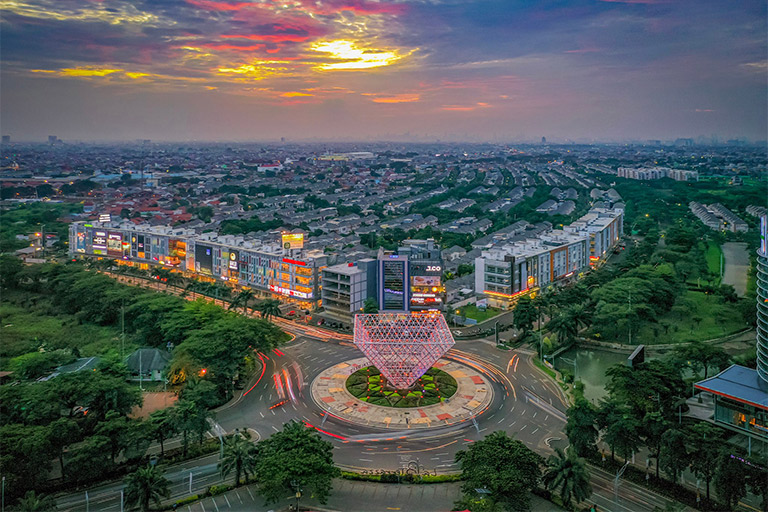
[212,497,220,512]
[531,427,539,434]
[246,487,255,501]
[223,495,231,508]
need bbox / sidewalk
[170,479,562,512]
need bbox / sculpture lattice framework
[353,312,455,389]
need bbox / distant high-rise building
[1,135,9,144]
[48,135,58,144]
[757,214,768,386]
[541,136,547,144]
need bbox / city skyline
[1,0,766,142]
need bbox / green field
[346,366,457,408]
[458,304,501,323]
[705,242,723,277]
[635,290,745,345]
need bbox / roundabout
[310,357,493,429]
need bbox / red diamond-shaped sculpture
[353,312,455,389]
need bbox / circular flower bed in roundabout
[345,366,458,408]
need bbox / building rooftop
[695,365,768,411]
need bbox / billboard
[75,232,86,253]
[412,275,440,287]
[99,213,111,223]
[136,235,146,258]
[107,232,122,256]
[382,260,406,310]
[92,230,107,254]
[270,284,312,299]
[282,233,304,250]
[195,244,213,275]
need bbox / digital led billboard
[75,232,86,253]
[382,260,406,310]
[228,250,239,271]
[195,244,213,274]
[107,232,122,256]
[92,230,107,254]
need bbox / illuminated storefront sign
[282,258,306,266]
[269,284,312,299]
[229,250,239,271]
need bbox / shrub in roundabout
[345,366,458,408]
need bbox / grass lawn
[635,290,746,344]
[705,242,723,277]
[458,304,502,323]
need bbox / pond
[553,347,637,402]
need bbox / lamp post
[291,480,302,511]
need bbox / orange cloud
[370,93,420,103]
[281,91,314,97]
[221,34,313,43]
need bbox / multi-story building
[319,259,377,328]
[474,207,623,308]
[618,167,698,182]
[690,202,748,232]
[694,215,768,455]
[377,239,445,312]
[69,221,329,309]
[564,207,624,266]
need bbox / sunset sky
[1,0,766,142]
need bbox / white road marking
[531,427,539,434]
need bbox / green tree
[363,297,379,314]
[658,428,689,483]
[181,378,220,409]
[745,454,768,512]
[220,432,258,486]
[457,263,474,277]
[713,451,748,510]
[672,340,730,379]
[253,421,339,505]
[0,425,53,499]
[513,296,537,338]
[95,410,132,463]
[66,435,113,485]
[542,447,592,509]
[230,288,255,315]
[642,411,669,479]
[256,299,282,321]
[598,401,641,462]
[547,313,578,346]
[565,398,599,457]
[0,254,24,288]
[15,491,56,512]
[124,465,171,512]
[687,422,723,503]
[48,418,80,481]
[148,408,177,457]
[454,431,543,512]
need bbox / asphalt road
[57,275,675,511]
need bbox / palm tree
[219,432,258,486]
[230,289,254,315]
[565,304,592,335]
[16,491,55,512]
[542,447,592,509]
[124,465,171,512]
[256,299,282,321]
[547,313,578,346]
[148,408,177,457]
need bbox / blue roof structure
[695,365,768,411]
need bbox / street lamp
[291,480,302,511]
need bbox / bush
[208,483,232,496]
[174,495,199,506]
